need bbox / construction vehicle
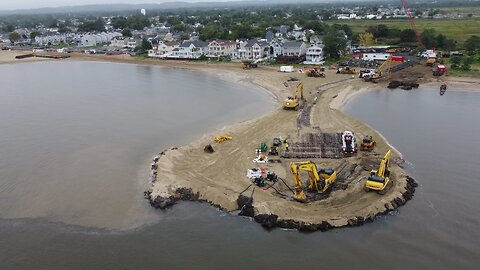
[214,135,232,143]
[365,150,392,194]
[336,66,356,74]
[289,161,337,202]
[363,56,392,82]
[272,137,282,147]
[242,60,258,70]
[432,63,446,76]
[360,135,376,151]
[306,68,325,78]
[426,57,436,66]
[359,69,376,79]
[269,146,279,155]
[283,82,304,110]
[342,131,357,155]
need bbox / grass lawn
[444,56,480,78]
[329,18,480,43]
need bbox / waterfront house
[169,40,208,59]
[207,39,236,57]
[148,41,180,58]
[304,44,325,64]
[282,41,307,57]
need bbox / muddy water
[0,61,275,229]
[1,64,479,270]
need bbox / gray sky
[0,0,229,10]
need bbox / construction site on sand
[141,57,440,232]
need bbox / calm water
[0,61,275,230]
[1,62,479,269]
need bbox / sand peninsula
[121,56,426,232]
[4,51,478,231]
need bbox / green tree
[303,20,324,34]
[323,28,347,59]
[461,57,473,71]
[9,32,20,43]
[126,15,150,30]
[3,24,14,32]
[111,17,128,29]
[450,56,462,70]
[358,32,375,46]
[121,28,132,37]
[29,31,41,40]
[420,29,437,49]
[399,29,416,43]
[78,19,105,32]
[134,39,151,53]
[179,33,190,41]
[367,24,390,38]
[173,23,186,32]
[464,35,480,53]
[443,38,456,51]
[436,34,446,49]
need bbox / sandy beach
[3,50,479,231]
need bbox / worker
[285,142,289,152]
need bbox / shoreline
[131,60,420,231]
[3,51,478,231]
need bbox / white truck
[280,66,294,73]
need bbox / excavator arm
[290,161,336,201]
[375,56,392,78]
[296,82,304,100]
[289,162,307,202]
[377,150,391,178]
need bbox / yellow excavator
[283,82,304,110]
[289,161,337,202]
[214,135,232,143]
[363,56,392,82]
[365,150,392,194]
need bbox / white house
[80,32,121,47]
[238,39,271,60]
[271,40,284,58]
[35,33,67,46]
[148,41,180,58]
[126,37,138,49]
[304,44,325,64]
[282,41,307,57]
[80,35,97,47]
[169,40,208,59]
[110,36,127,47]
[362,53,391,61]
[207,39,236,57]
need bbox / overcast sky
[0,0,231,10]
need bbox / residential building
[148,41,180,58]
[304,44,325,64]
[207,39,236,57]
[110,36,127,47]
[80,32,121,47]
[169,40,208,59]
[35,33,67,46]
[282,41,307,57]
[239,39,271,60]
[271,40,284,58]
[309,35,323,45]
